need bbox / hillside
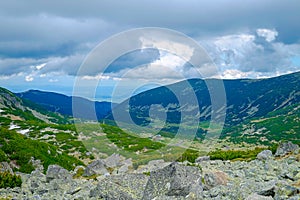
[16,90,116,120]
[0,87,86,173]
[222,102,300,145]
[0,87,68,124]
[106,72,300,142]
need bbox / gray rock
[257,150,273,160]
[46,165,72,182]
[135,159,171,173]
[29,157,44,172]
[275,185,299,198]
[257,180,276,197]
[275,142,299,157]
[90,174,149,199]
[103,153,123,168]
[203,171,228,190]
[83,160,109,176]
[143,162,203,199]
[245,193,274,200]
[195,156,210,163]
[0,162,13,174]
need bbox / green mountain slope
[0,87,69,124]
[0,87,86,173]
[222,102,300,145]
[107,72,300,140]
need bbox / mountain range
[16,90,116,120]
[106,71,300,144]
[3,71,300,145]
[0,71,299,181]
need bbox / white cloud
[201,31,300,78]
[103,51,191,80]
[35,63,47,70]
[25,75,34,82]
[82,74,110,80]
[140,36,194,62]
[220,69,251,79]
[256,28,278,42]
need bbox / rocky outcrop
[143,162,203,199]
[257,150,273,160]
[0,143,300,200]
[275,142,299,157]
[83,160,109,177]
[90,174,149,199]
[0,162,13,174]
[84,154,133,176]
[135,159,171,173]
[46,164,72,182]
[195,156,210,163]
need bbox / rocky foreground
[0,142,300,200]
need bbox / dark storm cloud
[1,0,299,41]
[105,49,160,73]
[0,0,299,78]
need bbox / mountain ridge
[106,71,300,141]
[16,89,116,120]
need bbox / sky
[0,0,300,102]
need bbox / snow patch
[17,129,30,135]
[9,124,20,130]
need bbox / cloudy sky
[0,0,300,102]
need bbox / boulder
[135,159,171,173]
[103,153,123,168]
[275,142,299,157]
[257,150,273,160]
[90,174,149,199]
[0,162,13,174]
[83,160,109,177]
[143,162,203,199]
[203,171,228,190]
[257,180,276,197]
[245,193,274,200]
[275,185,299,198]
[46,165,72,182]
[195,156,210,163]
[29,157,44,172]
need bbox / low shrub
[0,172,22,189]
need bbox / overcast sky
[0,0,300,102]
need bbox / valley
[0,72,299,199]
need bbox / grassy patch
[0,172,22,189]
[208,147,267,161]
[0,127,84,173]
[101,124,165,152]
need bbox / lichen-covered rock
[135,159,171,173]
[257,150,273,160]
[143,162,203,199]
[90,174,149,199]
[103,153,123,168]
[46,165,72,182]
[275,184,299,198]
[275,142,299,157]
[203,171,228,190]
[195,156,210,163]
[245,193,274,200]
[0,162,13,174]
[83,159,109,177]
[256,180,276,197]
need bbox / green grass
[0,172,22,189]
[0,127,84,173]
[222,103,300,145]
[208,147,269,161]
[101,124,165,152]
